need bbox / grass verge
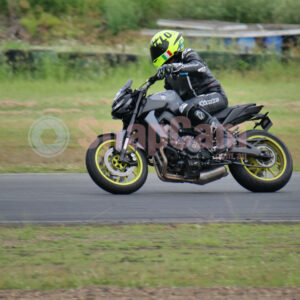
[0,60,299,172]
[0,223,299,290]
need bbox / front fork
[117,90,145,162]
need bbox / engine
[164,140,211,179]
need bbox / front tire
[86,135,148,194]
[229,130,293,192]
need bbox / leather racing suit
[163,48,228,124]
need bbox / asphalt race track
[0,173,299,224]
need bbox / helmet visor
[150,39,169,62]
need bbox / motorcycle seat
[213,103,257,123]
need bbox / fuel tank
[139,90,183,116]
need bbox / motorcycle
[86,72,293,194]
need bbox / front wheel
[229,130,293,192]
[86,135,148,194]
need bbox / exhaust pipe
[197,166,228,185]
[154,147,228,185]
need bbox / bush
[102,0,141,33]
[20,16,38,36]
[101,0,163,34]
[27,0,89,14]
[0,0,7,13]
[164,0,300,24]
[2,0,300,40]
[38,12,62,28]
[273,0,300,24]
[98,0,166,33]
[21,13,62,38]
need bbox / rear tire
[229,130,293,192]
[86,135,148,194]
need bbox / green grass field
[0,60,299,173]
[0,224,299,290]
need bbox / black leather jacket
[164,48,226,101]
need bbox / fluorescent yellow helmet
[150,30,184,69]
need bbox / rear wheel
[86,136,148,194]
[229,130,293,192]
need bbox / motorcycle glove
[157,62,206,80]
[157,63,183,80]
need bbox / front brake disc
[104,148,135,176]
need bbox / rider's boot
[179,103,234,151]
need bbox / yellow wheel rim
[95,140,143,186]
[242,135,287,182]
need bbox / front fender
[98,131,146,153]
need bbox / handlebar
[148,73,158,85]
[136,72,159,92]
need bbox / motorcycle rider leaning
[150,30,228,127]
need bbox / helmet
[150,30,184,69]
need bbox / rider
[150,30,228,126]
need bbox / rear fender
[253,112,273,131]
